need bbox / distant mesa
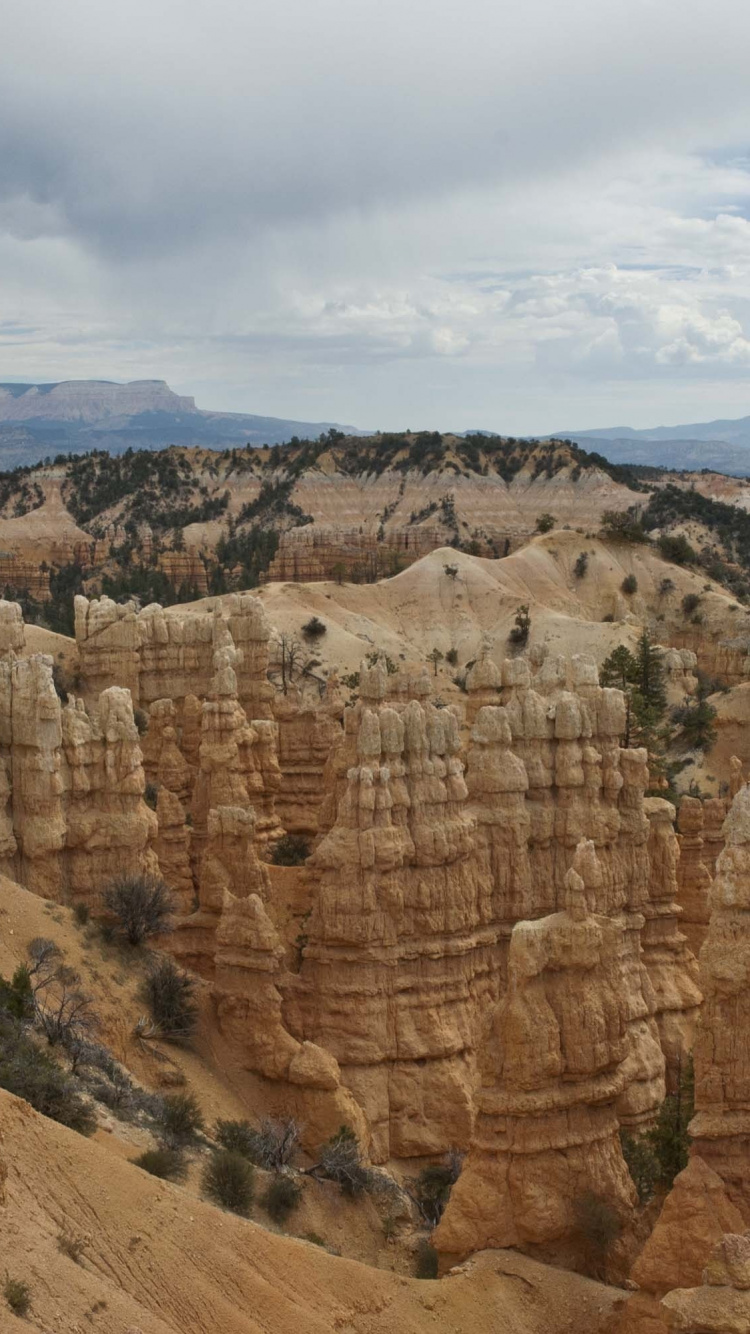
[0,378,364,468]
[558,412,750,474]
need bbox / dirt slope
[0,1086,621,1334]
[173,530,745,678]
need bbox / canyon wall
[0,601,156,906]
[691,783,750,1220]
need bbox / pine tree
[633,630,666,718]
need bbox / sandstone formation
[691,784,750,1219]
[643,797,702,1084]
[153,786,193,913]
[61,687,158,912]
[661,1233,750,1333]
[0,643,157,907]
[434,848,636,1264]
[74,593,274,720]
[273,678,344,835]
[293,693,483,1160]
[174,804,270,974]
[676,797,715,956]
[615,1157,745,1334]
[212,837,366,1146]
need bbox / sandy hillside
[0,1086,622,1334]
[173,530,746,678]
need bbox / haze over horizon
[3,0,750,435]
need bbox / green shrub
[302,616,327,638]
[102,873,174,945]
[445,647,458,666]
[73,902,90,926]
[262,1174,302,1223]
[414,1239,439,1279]
[134,1146,187,1181]
[144,782,159,810]
[271,834,310,867]
[133,707,149,735]
[573,1192,621,1275]
[621,574,638,595]
[215,1116,300,1169]
[0,965,33,1021]
[315,1125,374,1196]
[648,1056,694,1188]
[508,603,531,647]
[573,551,589,578]
[620,1131,657,1204]
[143,957,198,1041]
[657,533,696,565]
[409,1152,463,1226]
[157,1091,205,1147]
[672,697,718,753]
[4,1274,31,1317]
[682,592,701,615]
[202,1150,255,1216]
[659,577,675,595]
[0,1015,95,1135]
[536,513,555,534]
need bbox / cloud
[2,0,750,428]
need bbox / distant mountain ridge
[0,379,363,468]
[559,413,750,474]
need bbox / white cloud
[2,1,750,428]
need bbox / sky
[2,0,750,434]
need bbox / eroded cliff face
[0,611,156,906]
[643,798,702,1086]
[434,845,637,1265]
[691,783,750,1220]
[74,592,275,720]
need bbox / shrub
[262,1173,302,1223]
[57,1229,87,1262]
[157,1090,205,1147]
[658,533,696,565]
[621,574,638,595]
[315,1125,374,1196]
[445,647,458,666]
[73,902,90,926]
[202,1150,255,1216]
[0,1015,96,1135]
[409,1152,463,1226]
[443,563,459,578]
[672,697,718,752]
[133,707,149,735]
[0,965,33,1021]
[620,1131,657,1205]
[144,782,159,810]
[102,874,174,945]
[4,1275,31,1317]
[215,1116,300,1170]
[573,551,589,578]
[648,1056,694,1188]
[414,1239,439,1279]
[302,616,327,639]
[600,510,648,543]
[573,1192,621,1275]
[271,834,310,867]
[508,603,531,648]
[134,1146,187,1181]
[143,957,198,1041]
[659,577,675,595]
[682,593,701,615]
[536,513,555,534]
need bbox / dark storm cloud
[3,0,750,429]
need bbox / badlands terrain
[4,431,750,1331]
